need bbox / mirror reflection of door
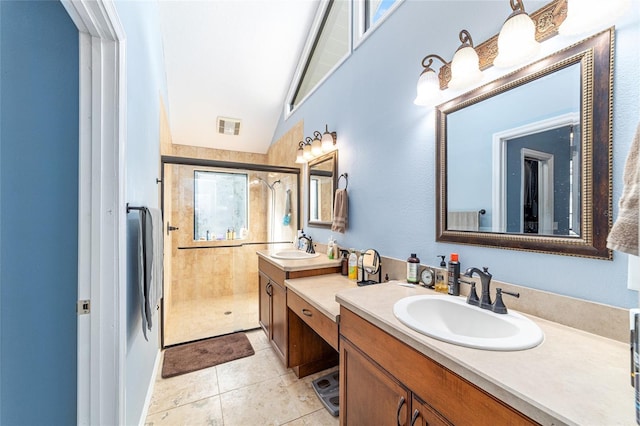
[504,125,575,236]
[521,151,554,234]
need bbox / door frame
[60,1,126,425]
[492,112,579,232]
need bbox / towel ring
[337,173,348,190]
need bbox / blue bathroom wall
[272,1,640,308]
[115,0,167,424]
[0,1,78,424]
[113,1,168,424]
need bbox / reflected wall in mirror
[436,29,613,259]
[308,151,338,228]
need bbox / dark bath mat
[161,332,254,378]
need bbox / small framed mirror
[307,151,338,228]
[436,29,613,259]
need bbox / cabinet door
[340,338,410,426]
[258,272,271,336]
[410,395,452,426]
[270,280,287,364]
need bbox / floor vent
[217,117,241,136]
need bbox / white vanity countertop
[256,249,341,272]
[335,282,635,426]
[285,274,356,322]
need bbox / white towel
[331,189,348,233]
[448,211,479,231]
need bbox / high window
[286,0,403,115]
[194,170,248,241]
[290,0,350,111]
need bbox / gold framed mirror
[436,29,613,259]
[307,150,338,228]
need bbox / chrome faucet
[463,267,492,310]
[299,234,315,254]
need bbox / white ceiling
[158,0,319,154]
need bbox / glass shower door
[162,162,298,346]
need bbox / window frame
[284,0,404,118]
[284,0,353,118]
[193,169,249,242]
[353,0,405,49]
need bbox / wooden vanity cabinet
[339,307,538,426]
[258,257,340,368]
[258,259,290,365]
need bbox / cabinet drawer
[288,290,338,350]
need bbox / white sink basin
[393,295,543,351]
[270,250,320,260]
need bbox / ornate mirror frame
[436,29,613,259]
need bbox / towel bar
[126,203,144,213]
[338,173,349,190]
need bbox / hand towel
[447,211,479,231]
[148,207,164,312]
[331,188,348,233]
[138,207,164,341]
[607,123,640,256]
[137,208,150,340]
[283,189,291,226]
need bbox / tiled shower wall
[163,122,303,306]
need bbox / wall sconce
[303,137,314,161]
[320,124,337,152]
[295,125,338,164]
[295,141,306,164]
[311,131,323,157]
[559,0,630,36]
[447,30,483,90]
[494,0,540,68]
[414,54,447,106]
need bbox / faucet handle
[492,288,520,314]
[482,266,491,275]
[459,279,480,306]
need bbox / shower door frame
[160,156,301,347]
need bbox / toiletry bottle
[357,249,365,282]
[448,253,460,296]
[348,249,357,280]
[406,253,420,284]
[327,237,335,259]
[340,251,349,276]
[435,256,447,293]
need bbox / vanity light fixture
[303,137,314,161]
[414,54,448,106]
[321,124,337,153]
[311,131,323,156]
[447,30,483,91]
[493,0,540,68]
[295,126,338,164]
[559,0,630,36]
[295,141,306,164]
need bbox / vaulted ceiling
[158,1,319,154]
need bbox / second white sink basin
[271,250,320,260]
[393,295,543,351]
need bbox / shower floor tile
[164,291,259,346]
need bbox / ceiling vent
[217,116,241,136]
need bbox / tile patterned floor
[145,329,339,426]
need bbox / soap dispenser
[435,255,447,293]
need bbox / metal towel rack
[126,203,144,213]
[337,173,349,190]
